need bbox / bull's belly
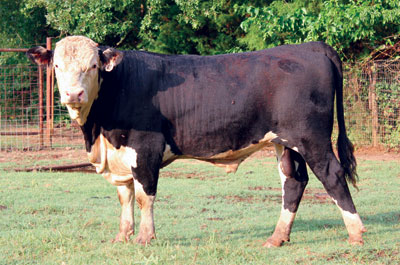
[162,131,278,173]
[88,131,278,186]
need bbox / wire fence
[0,47,84,170]
[0,49,399,170]
[0,64,82,152]
[0,64,41,149]
[342,61,400,149]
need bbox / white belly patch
[162,131,278,173]
[87,134,137,186]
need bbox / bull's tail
[325,46,358,189]
[337,84,358,189]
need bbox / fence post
[369,63,379,147]
[46,37,53,148]
[38,66,44,149]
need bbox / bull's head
[27,36,123,125]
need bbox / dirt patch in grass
[325,248,399,263]
[205,194,279,204]
[207,217,224,221]
[248,186,281,191]
[0,147,88,171]
[355,146,400,161]
[2,145,399,172]
[161,171,200,179]
[205,187,331,205]
[302,189,333,204]
[247,186,333,204]
[161,170,225,180]
[226,195,280,203]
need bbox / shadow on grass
[156,211,399,247]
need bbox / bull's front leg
[128,132,164,245]
[134,179,156,245]
[112,182,135,242]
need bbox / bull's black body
[27,39,364,246]
[86,42,354,204]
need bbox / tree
[0,0,54,64]
[2,0,400,61]
[239,0,400,61]
[22,0,145,49]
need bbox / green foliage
[22,0,145,48]
[138,0,249,54]
[0,0,53,65]
[1,0,400,60]
[239,0,400,60]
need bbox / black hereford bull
[27,36,366,246]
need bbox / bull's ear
[101,48,123,72]
[26,46,53,66]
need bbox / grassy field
[1,155,399,264]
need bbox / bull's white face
[53,36,101,125]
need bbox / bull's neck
[80,114,100,153]
[78,97,107,153]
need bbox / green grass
[1,157,399,264]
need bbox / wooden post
[369,63,379,147]
[46,37,52,148]
[38,66,44,149]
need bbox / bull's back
[152,46,335,156]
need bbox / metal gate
[0,39,86,171]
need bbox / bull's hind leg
[134,179,156,245]
[301,143,366,245]
[112,182,135,242]
[264,144,309,247]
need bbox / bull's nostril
[78,91,84,102]
[66,91,70,96]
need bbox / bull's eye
[55,64,59,68]
[92,64,97,69]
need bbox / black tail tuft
[337,132,358,189]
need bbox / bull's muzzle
[63,89,85,104]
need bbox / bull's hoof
[135,233,155,246]
[348,238,364,246]
[111,230,134,243]
[111,237,124,243]
[348,226,367,246]
[262,237,287,248]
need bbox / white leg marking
[264,144,298,248]
[275,144,299,230]
[274,144,287,197]
[279,208,296,226]
[113,183,135,242]
[134,179,156,245]
[332,198,367,244]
